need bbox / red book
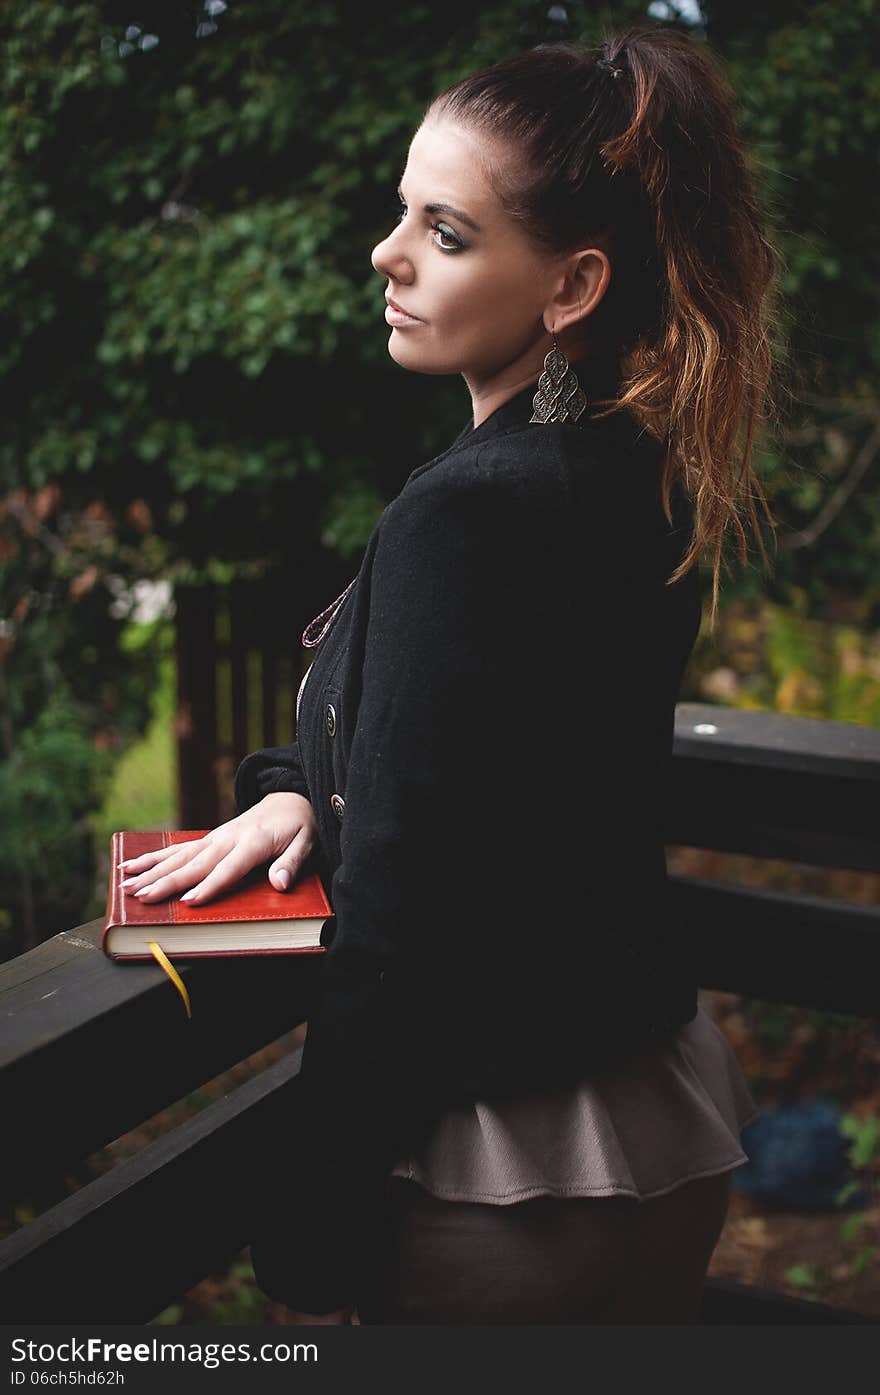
[102,829,332,961]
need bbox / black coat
[234,372,703,1312]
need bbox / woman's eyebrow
[396,183,482,232]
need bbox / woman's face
[370,119,585,398]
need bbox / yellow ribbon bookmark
[147,940,192,1020]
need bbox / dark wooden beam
[674,703,880,779]
[175,582,219,829]
[699,1276,873,1325]
[670,705,880,871]
[670,876,880,1018]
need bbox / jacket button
[325,703,337,738]
[330,793,345,821]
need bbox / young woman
[119,25,777,1323]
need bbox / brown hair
[427,23,782,627]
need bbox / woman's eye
[393,200,463,253]
[432,223,462,252]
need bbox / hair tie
[596,55,624,79]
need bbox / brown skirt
[356,1169,733,1324]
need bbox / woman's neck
[465,347,622,429]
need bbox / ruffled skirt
[390,1002,759,1204]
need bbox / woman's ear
[544,248,611,335]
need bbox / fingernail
[134,888,150,898]
[121,878,135,888]
[180,889,196,901]
[274,869,290,890]
[118,860,131,869]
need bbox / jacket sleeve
[247,445,573,1313]
[233,742,311,814]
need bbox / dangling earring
[529,330,588,424]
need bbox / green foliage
[0,686,114,954]
[678,2,880,612]
[688,591,880,724]
[319,481,386,559]
[0,478,171,950]
[150,1303,183,1326]
[840,1111,879,1170]
[830,1112,880,1294]
[0,691,111,879]
[784,1261,828,1300]
[205,1259,271,1325]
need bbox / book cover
[103,829,332,961]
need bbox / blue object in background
[734,1098,871,1210]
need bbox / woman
[119,26,777,1323]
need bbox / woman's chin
[387,336,457,377]
[387,335,426,369]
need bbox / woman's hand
[117,792,318,905]
[282,1307,357,1325]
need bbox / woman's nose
[371,224,413,281]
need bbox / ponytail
[428,23,783,627]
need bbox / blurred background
[1,0,878,1322]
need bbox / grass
[87,644,177,919]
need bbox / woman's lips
[385,298,422,325]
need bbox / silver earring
[529,331,588,424]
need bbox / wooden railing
[1,703,878,1324]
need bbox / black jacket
[234,373,703,1312]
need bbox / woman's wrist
[260,790,312,810]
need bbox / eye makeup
[394,195,468,253]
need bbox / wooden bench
[1,702,878,1323]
